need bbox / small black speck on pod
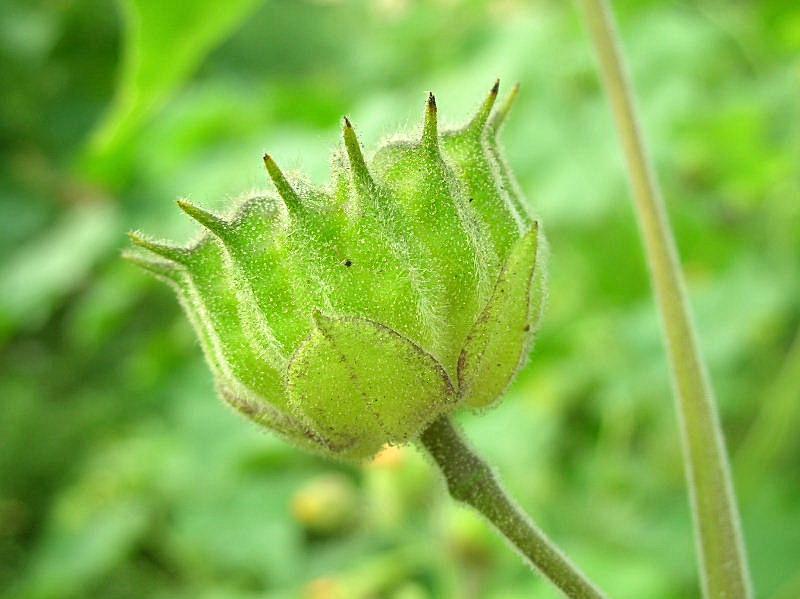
[343,259,353,267]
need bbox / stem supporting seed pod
[125,82,620,599]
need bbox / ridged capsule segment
[126,82,546,461]
[371,94,486,373]
[441,81,525,275]
[126,233,319,450]
[484,83,532,228]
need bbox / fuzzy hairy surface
[126,83,547,460]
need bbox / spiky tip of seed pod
[126,81,547,462]
[464,79,499,137]
[342,117,373,190]
[176,199,230,240]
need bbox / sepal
[287,312,456,460]
[458,223,543,409]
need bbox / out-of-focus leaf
[12,502,150,599]
[0,203,119,342]
[83,0,264,185]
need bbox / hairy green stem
[420,416,608,599]
[578,1,752,597]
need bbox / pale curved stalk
[420,416,608,599]
[577,1,752,597]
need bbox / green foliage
[85,0,263,185]
[0,1,798,598]
[0,204,119,342]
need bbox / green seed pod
[125,82,547,461]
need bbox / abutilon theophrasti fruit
[125,82,547,461]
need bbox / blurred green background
[1,0,798,597]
